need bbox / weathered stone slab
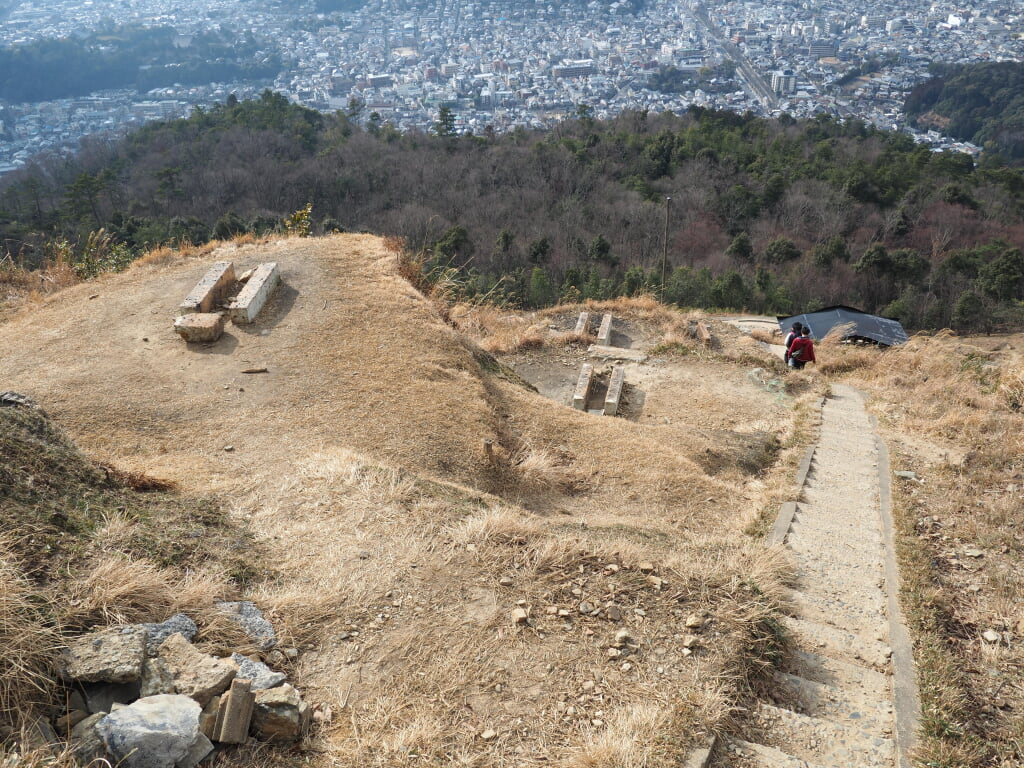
[212,677,255,744]
[157,633,236,707]
[173,313,226,343]
[572,363,594,411]
[604,365,625,416]
[140,614,198,657]
[252,684,310,742]
[96,694,208,768]
[59,626,147,684]
[228,262,280,324]
[574,311,590,335]
[696,321,712,347]
[179,261,235,314]
[231,653,286,690]
[597,313,613,344]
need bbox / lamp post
[661,196,671,301]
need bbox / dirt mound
[0,234,805,766]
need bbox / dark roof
[777,305,909,347]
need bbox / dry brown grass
[837,331,1024,766]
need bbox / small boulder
[684,614,704,629]
[511,608,529,625]
[140,615,198,657]
[231,653,286,690]
[982,630,1002,644]
[70,712,107,764]
[252,684,310,742]
[96,694,210,768]
[215,601,277,649]
[59,626,147,684]
[157,633,236,707]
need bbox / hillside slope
[0,234,803,766]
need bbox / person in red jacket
[788,327,816,369]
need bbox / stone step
[782,589,888,636]
[783,617,892,672]
[752,703,896,768]
[786,521,883,557]
[786,541,886,577]
[786,649,891,700]
[724,737,829,768]
[770,670,895,736]
[786,559,887,606]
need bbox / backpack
[789,345,803,361]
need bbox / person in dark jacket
[788,327,816,369]
[783,322,802,364]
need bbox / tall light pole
[661,196,671,301]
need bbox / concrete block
[173,313,226,343]
[212,678,255,744]
[228,262,280,324]
[574,312,590,335]
[572,363,594,411]
[597,313,613,344]
[696,321,712,347]
[604,365,625,416]
[179,261,235,314]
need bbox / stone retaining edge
[871,416,922,768]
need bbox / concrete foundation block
[604,365,625,416]
[179,261,235,314]
[597,313,613,344]
[572,363,594,411]
[229,262,280,324]
[173,313,226,343]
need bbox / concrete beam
[572,363,594,411]
[696,321,712,348]
[229,262,280,324]
[597,313,613,344]
[179,261,236,314]
[604,365,625,416]
[574,311,591,335]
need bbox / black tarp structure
[777,305,909,347]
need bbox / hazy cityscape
[1,0,1022,174]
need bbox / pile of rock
[45,605,310,768]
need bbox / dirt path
[716,384,919,768]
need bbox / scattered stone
[479,729,497,741]
[646,576,664,590]
[603,564,620,574]
[215,601,277,649]
[139,615,198,658]
[682,647,693,657]
[53,709,89,733]
[581,680,596,692]
[59,626,148,684]
[620,662,633,672]
[557,608,571,618]
[157,633,236,707]
[964,549,984,558]
[140,658,175,698]
[252,684,310,742]
[983,630,1002,644]
[498,576,514,587]
[605,604,623,622]
[684,614,704,629]
[512,608,530,625]
[231,653,286,690]
[682,635,700,649]
[70,713,106,763]
[96,694,209,768]
[637,562,655,573]
[894,470,919,481]
[283,647,299,660]
[614,629,633,647]
[578,601,594,614]
[606,648,622,659]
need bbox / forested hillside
[3,90,1024,331]
[905,61,1024,165]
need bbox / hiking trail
[717,383,920,768]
